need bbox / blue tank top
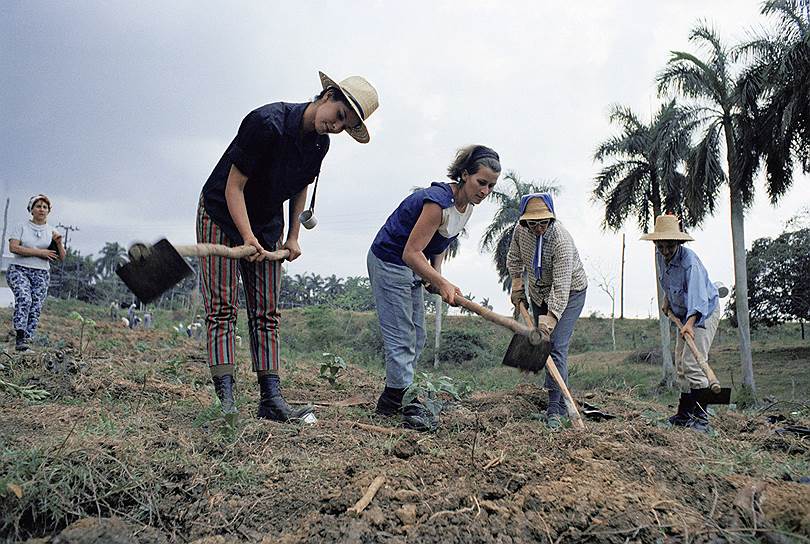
[371,182,460,266]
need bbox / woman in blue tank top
[367,145,501,431]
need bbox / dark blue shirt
[371,182,459,266]
[202,102,330,249]
[657,245,719,327]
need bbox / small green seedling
[68,311,96,359]
[403,373,472,419]
[319,352,347,387]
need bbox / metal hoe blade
[116,239,193,303]
[502,333,552,373]
[693,387,732,406]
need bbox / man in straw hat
[507,193,588,428]
[642,214,720,433]
[197,71,379,422]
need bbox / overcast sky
[2,1,807,317]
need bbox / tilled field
[1,316,808,544]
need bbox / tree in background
[727,227,810,338]
[658,23,758,396]
[738,0,810,203]
[480,171,559,292]
[94,242,127,278]
[592,101,699,386]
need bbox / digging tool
[666,310,721,393]
[514,303,585,430]
[116,239,289,303]
[452,294,545,348]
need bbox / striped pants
[196,200,281,373]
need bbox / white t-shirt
[9,221,57,270]
[438,203,474,238]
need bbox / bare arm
[224,164,264,261]
[9,239,57,261]
[402,203,460,304]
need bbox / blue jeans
[532,288,587,416]
[367,249,426,389]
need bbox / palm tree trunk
[729,188,756,395]
[655,258,676,387]
[724,122,756,397]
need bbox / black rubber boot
[211,375,238,415]
[668,392,694,426]
[257,374,312,422]
[687,389,711,433]
[402,398,438,432]
[14,330,29,352]
[375,386,406,416]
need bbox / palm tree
[95,241,127,278]
[479,171,560,291]
[657,23,757,395]
[737,0,810,202]
[592,100,704,386]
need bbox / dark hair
[447,145,501,183]
[314,86,354,110]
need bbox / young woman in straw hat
[7,194,66,352]
[642,214,721,433]
[368,145,501,431]
[507,193,588,428]
[198,71,379,421]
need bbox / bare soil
[1,312,809,544]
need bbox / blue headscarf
[518,193,556,279]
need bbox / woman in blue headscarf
[506,193,588,427]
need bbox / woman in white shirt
[7,194,66,352]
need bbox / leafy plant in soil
[403,372,472,418]
[319,352,348,387]
[68,311,95,360]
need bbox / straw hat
[640,215,694,241]
[319,71,379,144]
[519,197,555,222]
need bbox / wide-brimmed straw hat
[640,215,694,241]
[519,197,555,222]
[319,71,378,144]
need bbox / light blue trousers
[367,250,426,389]
[532,288,587,416]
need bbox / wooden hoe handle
[454,295,541,343]
[666,310,721,393]
[174,243,290,261]
[518,304,585,430]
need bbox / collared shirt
[202,102,330,249]
[507,221,588,320]
[657,245,718,328]
[371,182,470,267]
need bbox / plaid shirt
[506,221,588,319]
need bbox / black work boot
[14,330,29,352]
[375,386,406,416]
[687,389,711,433]
[257,374,312,422]
[211,375,238,415]
[668,392,694,426]
[402,398,438,432]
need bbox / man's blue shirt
[657,245,718,327]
